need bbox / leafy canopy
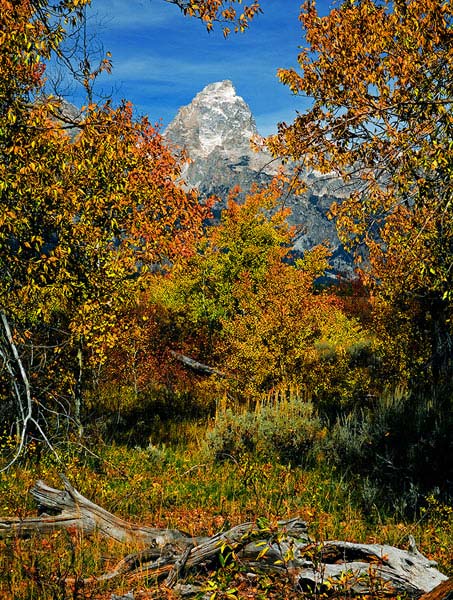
[267,0,453,381]
[168,0,262,34]
[129,182,374,406]
[0,0,216,443]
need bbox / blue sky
[56,0,334,135]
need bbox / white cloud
[90,0,176,29]
[108,56,218,81]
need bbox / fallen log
[0,475,191,546]
[170,350,225,377]
[0,477,448,597]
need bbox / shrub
[321,385,453,514]
[206,387,326,466]
[206,409,259,461]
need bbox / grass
[0,422,452,599]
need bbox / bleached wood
[0,478,448,597]
[0,476,191,546]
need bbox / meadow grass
[0,422,452,599]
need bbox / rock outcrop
[165,80,353,273]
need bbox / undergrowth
[0,384,452,598]
[0,417,452,599]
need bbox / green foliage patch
[207,391,325,466]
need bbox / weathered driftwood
[0,475,191,546]
[170,350,225,377]
[289,540,447,596]
[0,478,448,597]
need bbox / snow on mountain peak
[164,80,351,271]
[165,80,258,159]
[197,80,237,101]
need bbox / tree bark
[0,477,448,597]
[0,475,191,546]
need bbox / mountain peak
[164,81,351,271]
[165,80,258,159]
[199,80,236,97]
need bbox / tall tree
[267,0,453,384]
[0,0,222,463]
[127,183,373,407]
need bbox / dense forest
[0,0,452,598]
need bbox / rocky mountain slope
[165,80,353,272]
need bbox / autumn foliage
[268,0,453,385]
[0,0,452,518]
[169,0,262,34]
[0,0,211,441]
[1,9,453,600]
[98,181,376,423]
